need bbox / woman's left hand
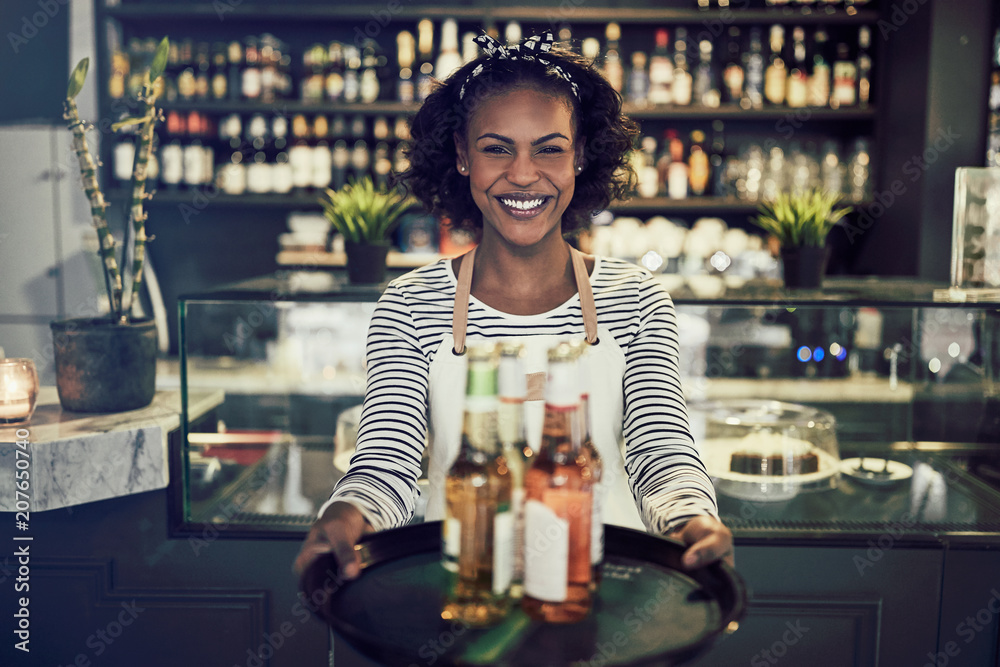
[670,516,735,569]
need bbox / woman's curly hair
[397,44,638,235]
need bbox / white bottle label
[591,486,604,566]
[493,511,514,595]
[442,516,460,572]
[523,499,568,602]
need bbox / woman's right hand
[294,501,371,581]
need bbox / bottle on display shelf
[764,25,787,106]
[693,39,719,107]
[416,19,436,102]
[671,27,692,106]
[603,22,625,93]
[626,51,650,107]
[846,138,871,202]
[463,31,479,65]
[343,45,362,103]
[436,18,464,81]
[160,139,184,190]
[373,141,392,189]
[323,42,344,102]
[785,26,808,108]
[809,28,832,108]
[396,30,416,103]
[721,27,744,105]
[393,143,410,175]
[710,120,728,197]
[522,342,594,624]
[743,27,765,109]
[332,139,350,190]
[350,140,371,182]
[210,42,228,100]
[242,36,261,101]
[688,129,711,196]
[857,26,872,108]
[497,341,531,600]
[566,340,603,592]
[582,37,601,78]
[442,343,514,628]
[667,131,689,199]
[373,116,390,142]
[312,138,333,191]
[350,114,367,139]
[648,28,674,105]
[194,42,211,100]
[820,140,845,196]
[636,136,659,198]
[655,133,672,197]
[289,114,313,192]
[504,21,522,48]
[219,150,247,195]
[360,39,382,104]
[113,133,136,184]
[831,42,857,108]
[556,25,573,52]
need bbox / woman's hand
[670,516,735,570]
[294,501,372,581]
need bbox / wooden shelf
[105,4,878,25]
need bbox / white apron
[423,246,646,531]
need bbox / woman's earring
[458,165,467,173]
[575,165,582,173]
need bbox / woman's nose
[506,152,540,186]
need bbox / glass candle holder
[0,358,40,424]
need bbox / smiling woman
[295,31,734,598]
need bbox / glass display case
[177,271,1000,542]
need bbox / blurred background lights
[709,250,732,272]
[641,250,664,272]
[948,342,961,358]
[812,347,825,362]
[796,346,811,362]
[829,342,847,361]
[928,358,942,373]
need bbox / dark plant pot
[780,245,830,289]
[345,241,390,284]
[49,318,157,413]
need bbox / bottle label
[591,486,604,566]
[442,516,461,573]
[493,511,514,595]
[523,499,568,602]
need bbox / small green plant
[319,177,415,244]
[751,188,853,248]
[64,36,169,323]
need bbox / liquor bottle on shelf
[721,27,744,105]
[113,133,136,184]
[831,42,857,108]
[246,113,270,193]
[846,138,871,202]
[497,342,531,600]
[416,19,435,102]
[667,131,688,199]
[226,40,242,102]
[636,136,659,198]
[764,25,787,106]
[743,27,765,110]
[809,28,832,108]
[373,141,392,189]
[332,139,350,190]
[272,116,292,194]
[656,132,672,197]
[522,342,594,624]
[242,36,262,101]
[326,42,345,103]
[218,150,247,195]
[194,42,211,100]
[442,343,514,628]
[289,114,312,192]
[343,45,362,103]
[504,21,522,48]
[108,45,129,100]
[627,51,650,107]
[672,27,692,106]
[312,133,333,191]
[160,139,183,190]
[373,116,390,142]
[396,31,416,103]
[786,26,808,108]
[350,140,371,182]
[857,26,872,108]
[688,130,710,196]
[820,140,845,196]
[210,42,228,100]
[566,340,603,591]
[693,40,719,107]
[648,28,673,105]
[710,120,727,197]
[436,18,464,81]
[360,40,381,104]
[463,32,479,64]
[603,23,625,93]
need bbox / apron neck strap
[452,245,598,355]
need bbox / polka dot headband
[459,31,581,101]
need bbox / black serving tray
[301,522,746,666]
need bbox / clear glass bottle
[627,51,650,107]
[785,26,808,108]
[396,31,416,103]
[603,23,625,93]
[764,25,787,106]
[743,27,765,110]
[722,27,744,105]
[442,343,514,628]
[831,42,857,108]
[671,27,692,106]
[809,28,832,108]
[648,28,673,105]
[497,341,532,600]
[522,343,594,624]
[567,340,603,591]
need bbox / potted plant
[50,38,169,413]
[752,188,852,289]
[320,176,415,284]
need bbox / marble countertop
[0,387,223,512]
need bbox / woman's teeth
[500,197,544,210]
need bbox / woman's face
[456,87,580,249]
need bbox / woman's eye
[483,145,510,155]
[538,146,564,155]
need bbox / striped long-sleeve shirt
[326,255,719,534]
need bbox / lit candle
[0,358,39,423]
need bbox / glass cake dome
[694,399,841,502]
